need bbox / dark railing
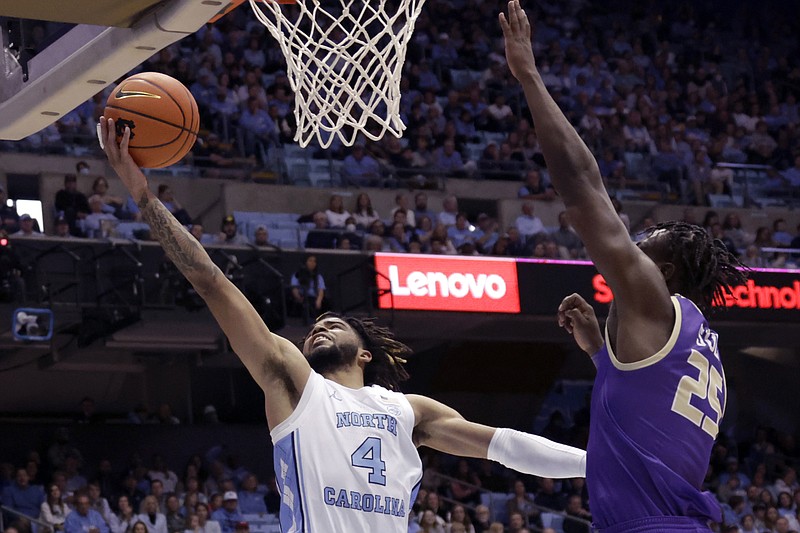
[0,505,54,533]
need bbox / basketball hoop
[248,0,426,148]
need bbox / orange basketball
[104,72,199,168]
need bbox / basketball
[103,72,199,168]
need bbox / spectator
[83,196,119,239]
[351,193,380,230]
[304,211,336,249]
[386,221,411,253]
[2,467,44,520]
[473,505,492,533]
[164,495,184,533]
[192,503,220,533]
[424,490,448,522]
[136,496,167,533]
[324,194,351,228]
[506,480,538,526]
[87,482,113,526]
[39,483,70,531]
[722,213,751,250]
[780,155,800,186]
[430,225,457,255]
[433,139,465,174]
[74,397,100,424]
[485,95,515,132]
[550,211,583,259]
[772,219,793,246]
[438,195,459,227]
[91,177,125,218]
[246,225,271,248]
[507,511,527,533]
[64,493,109,533]
[289,255,327,323]
[215,215,248,246]
[562,494,592,533]
[0,185,20,233]
[419,509,445,533]
[149,456,179,494]
[473,213,500,254]
[534,478,564,511]
[157,185,192,226]
[413,193,437,225]
[62,454,87,494]
[236,475,266,515]
[447,504,474,533]
[514,202,545,240]
[341,144,381,187]
[210,493,242,533]
[54,174,90,236]
[52,216,74,238]
[11,214,44,238]
[447,213,477,249]
[239,97,279,157]
[517,169,555,201]
[108,496,136,533]
[120,476,145,514]
[390,194,416,228]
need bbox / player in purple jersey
[500,1,747,532]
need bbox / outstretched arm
[408,395,586,479]
[500,1,673,362]
[100,118,310,429]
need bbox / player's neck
[324,367,366,390]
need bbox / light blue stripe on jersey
[274,432,304,532]
[294,429,311,532]
[409,476,422,516]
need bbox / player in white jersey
[100,118,588,533]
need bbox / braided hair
[643,221,747,312]
[314,312,411,391]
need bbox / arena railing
[0,505,54,533]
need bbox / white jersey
[271,371,423,532]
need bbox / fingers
[120,125,131,154]
[558,292,587,313]
[103,117,117,159]
[508,0,520,33]
[499,12,509,35]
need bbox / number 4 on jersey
[351,437,386,486]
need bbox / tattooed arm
[100,118,311,429]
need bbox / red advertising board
[374,253,521,313]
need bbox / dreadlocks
[644,221,748,312]
[310,312,411,391]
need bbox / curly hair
[313,312,411,391]
[644,221,748,312]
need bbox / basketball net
[249,0,426,148]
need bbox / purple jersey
[587,295,725,531]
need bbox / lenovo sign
[374,253,520,313]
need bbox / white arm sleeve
[487,428,587,479]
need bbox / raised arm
[408,395,586,479]
[500,1,673,361]
[100,118,310,429]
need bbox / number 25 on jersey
[671,350,726,438]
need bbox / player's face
[303,317,361,374]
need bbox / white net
[249,0,426,148]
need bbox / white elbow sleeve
[487,428,587,479]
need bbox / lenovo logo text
[388,265,507,299]
[374,254,520,313]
